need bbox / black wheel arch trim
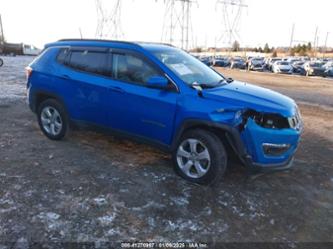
[171,119,248,158]
[30,90,67,114]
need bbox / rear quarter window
[56,48,69,64]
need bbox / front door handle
[108,86,125,94]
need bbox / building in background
[0,14,41,56]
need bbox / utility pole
[0,14,4,44]
[324,32,330,58]
[289,23,295,52]
[313,26,318,57]
[0,14,4,54]
[79,28,83,39]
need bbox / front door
[105,50,179,145]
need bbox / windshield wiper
[191,82,213,89]
[191,79,228,90]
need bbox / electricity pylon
[215,0,248,47]
[95,0,123,39]
[161,0,198,50]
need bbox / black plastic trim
[71,119,171,152]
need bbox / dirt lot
[0,57,333,247]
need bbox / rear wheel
[37,99,68,140]
[173,129,227,185]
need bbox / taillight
[25,66,32,80]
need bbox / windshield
[252,58,264,63]
[310,62,324,67]
[151,48,225,86]
[278,62,290,66]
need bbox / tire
[0,58,3,67]
[172,129,227,185]
[37,99,69,140]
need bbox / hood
[202,81,296,117]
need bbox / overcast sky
[1,0,332,49]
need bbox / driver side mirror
[146,76,169,89]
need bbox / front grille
[280,68,290,72]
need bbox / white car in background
[272,61,293,74]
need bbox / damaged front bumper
[223,109,303,174]
[240,115,303,173]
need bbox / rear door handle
[108,86,125,94]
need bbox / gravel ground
[0,56,333,248]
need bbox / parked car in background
[26,39,303,184]
[199,57,213,67]
[325,67,333,77]
[213,57,230,67]
[292,61,306,74]
[267,58,282,71]
[287,58,300,65]
[230,57,246,69]
[303,61,327,76]
[323,61,333,77]
[272,61,293,74]
[323,61,333,70]
[249,57,265,71]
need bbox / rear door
[56,47,111,125]
[105,49,179,146]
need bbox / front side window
[151,48,225,87]
[68,50,108,76]
[112,53,161,85]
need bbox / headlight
[288,106,302,131]
[235,110,242,120]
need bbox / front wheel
[37,99,69,140]
[172,129,227,185]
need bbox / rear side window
[67,49,109,76]
[112,53,161,85]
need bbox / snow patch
[98,214,116,226]
[93,197,108,206]
[170,196,189,206]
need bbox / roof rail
[57,39,174,48]
[57,38,138,46]
[135,41,174,47]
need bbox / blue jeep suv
[26,39,303,184]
